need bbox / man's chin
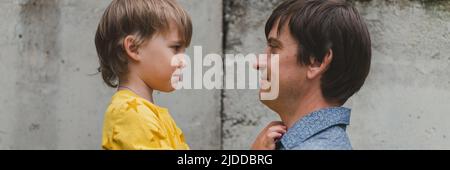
[259,89,273,103]
[259,87,282,111]
[259,98,279,114]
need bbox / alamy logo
[170,46,279,100]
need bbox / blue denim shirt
[276,107,352,150]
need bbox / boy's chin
[159,86,176,93]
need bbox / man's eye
[269,46,277,53]
[268,43,278,49]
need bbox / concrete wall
[0,0,113,150]
[222,0,450,150]
[222,0,281,150]
[1,0,449,150]
[347,0,450,149]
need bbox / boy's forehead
[166,20,189,44]
[157,22,182,41]
[167,29,183,42]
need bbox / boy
[95,0,192,150]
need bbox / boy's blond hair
[95,0,192,87]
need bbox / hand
[251,121,287,150]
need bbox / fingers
[267,121,284,127]
[254,121,288,150]
[267,131,283,140]
[268,125,287,134]
[266,125,287,143]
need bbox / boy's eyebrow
[169,38,186,46]
[267,37,283,48]
[169,39,185,46]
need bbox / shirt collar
[280,107,351,149]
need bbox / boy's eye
[171,45,182,53]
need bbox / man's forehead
[267,18,291,40]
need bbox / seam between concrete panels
[220,0,228,150]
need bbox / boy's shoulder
[107,90,160,119]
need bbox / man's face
[258,20,309,112]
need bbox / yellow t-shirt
[102,90,189,150]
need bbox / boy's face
[136,22,186,92]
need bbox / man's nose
[253,54,268,70]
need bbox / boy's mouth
[172,68,183,81]
[172,74,182,81]
[171,74,182,89]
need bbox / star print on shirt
[126,99,140,113]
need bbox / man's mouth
[260,70,271,81]
[259,70,272,90]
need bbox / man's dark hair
[265,0,372,105]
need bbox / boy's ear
[306,49,333,80]
[123,35,141,61]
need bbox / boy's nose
[172,55,187,69]
[178,57,186,69]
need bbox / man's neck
[119,74,154,103]
[279,90,337,129]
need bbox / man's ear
[123,35,141,61]
[306,49,333,80]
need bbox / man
[251,0,372,150]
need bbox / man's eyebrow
[267,37,283,48]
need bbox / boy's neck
[119,78,154,103]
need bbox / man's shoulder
[293,125,352,150]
